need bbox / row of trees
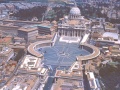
[12,5,70,22]
[12,6,47,21]
[78,4,120,24]
[45,6,70,21]
[12,3,120,24]
[99,62,120,90]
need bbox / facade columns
[78,31,79,37]
[58,30,59,36]
[72,30,74,37]
[63,30,64,36]
[77,30,79,37]
[63,30,65,35]
[66,30,68,36]
[75,30,76,37]
[61,29,63,36]
[68,30,69,36]
[69,30,70,36]
[72,30,73,37]
[79,31,81,37]
[68,30,70,36]
[62,30,63,36]
[59,28,84,37]
[74,30,75,37]
[80,30,81,37]
[67,30,69,36]
[70,31,71,36]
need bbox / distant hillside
[0,0,68,3]
[49,0,70,3]
[28,0,48,2]
[4,0,48,3]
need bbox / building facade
[58,6,91,37]
[0,46,14,62]
[18,25,38,42]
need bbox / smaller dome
[70,7,81,15]
[64,16,69,20]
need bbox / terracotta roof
[0,37,11,44]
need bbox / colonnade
[69,15,80,19]
[58,29,84,37]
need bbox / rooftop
[102,32,119,40]
[19,55,48,74]
[18,25,38,32]
[0,60,17,86]
[53,70,84,90]
[87,72,98,89]
[0,47,13,56]
[36,34,53,40]
[53,78,84,90]
[0,37,12,45]
[1,74,38,90]
[105,22,115,28]
[68,20,80,25]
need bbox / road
[0,51,26,88]
[83,70,91,90]
[43,66,57,90]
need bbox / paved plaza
[38,37,90,67]
[59,36,81,43]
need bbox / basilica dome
[70,7,81,15]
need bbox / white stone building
[58,6,91,37]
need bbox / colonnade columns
[66,30,68,36]
[74,30,81,37]
[70,15,74,19]
[76,30,78,37]
[72,30,73,36]
[63,30,65,36]
[75,30,77,37]
[75,15,78,19]
[58,30,59,36]
[69,30,70,36]
[59,29,83,37]
[73,30,74,37]
[68,30,70,36]
[70,30,72,36]
[62,30,63,36]
[61,30,63,36]
[79,30,81,37]
[78,30,80,36]
[74,30,76,37]
[69,15,81,20]
[72,30,74,37]
[80,31,82,37]
[71,30,72,36]
[77,30,79,37]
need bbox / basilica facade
[58,6,91,37]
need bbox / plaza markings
[38,37,90,66]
